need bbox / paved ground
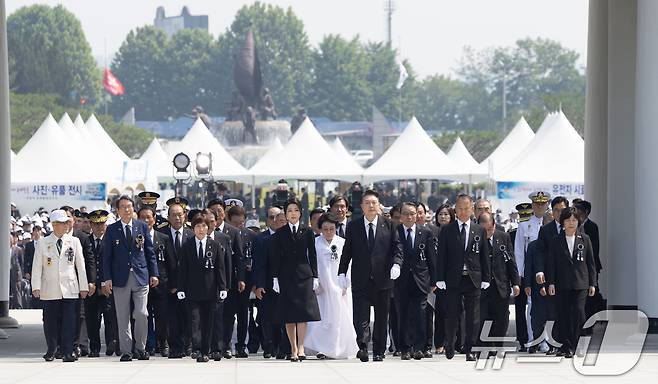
[1,309,657,384]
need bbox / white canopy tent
[12,114,102,183]
[330,137,363,171]
[85,114,130,163]
[73,114,93,143]
[58,113,83,147]
[476,116,535,178]
[140,138,172,188]
[446,137,487,183]
[248,137,284,184]
[497,111,584,183]
[364,116,458,183]
[171,118,250,182]
[249,118,363,182]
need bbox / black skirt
[275,274,321,324]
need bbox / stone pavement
[1,310,656,384]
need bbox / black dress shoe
[88,351,100,358]
[518,345,528,352]
[235,348,248,358]
[120,353,133,362]
[212,352,222,361]
[80,346,89,357]
[423,350,432,358]
[63,354,76,362]
[528,345,538,354]
[105,341,116,356]
[222,350,233,359]
[185,347,192,356]
[546,347,558,356]
[401,352,411,360]
[190,351,198,359]
[197,354,209,363]
[465,352,477,361]
[73,345,81,358]
[564,350,573,359]
[263,352,272,359]
[413,351,424,360]
[137,350,149,360]
[357,349,369,362]
[275,353,286,360]
[43,352,55,361]
[392,350,401,357]
[373,354,383,362]
[160,346,169,357]
[54,349,63,359]
[290,356,299,362]
[168,351,183,359]
[445,349,455,360]
[316,353,326,360]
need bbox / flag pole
[104,38,108,116]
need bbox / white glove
[481,282,491,290]
[390,264,401,280]
[177,291,186,300]
[219,290,227,300]
[436,281,446,290]
[313,278,319,291]
[337,274,349,290]
[272,278,280,294]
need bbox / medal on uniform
[500,244,511,262]
[433,237,439,254]
[205,250,214,269]
[330,245,338,261]
[47,257,52,266]
[418,243,426,261]
[114,239,120,246]
[135,234,145,251]
[65,247,74,263]
[244,241,253,269]
[157,244,165,262]
[473,235,481,253]
[576,243,585,262]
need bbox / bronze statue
[233,29,263,108]
[191,105,213,129]
[226,91,244,122]
[243,106,258,144]
[260,87,277,120]
[290,107,307,135]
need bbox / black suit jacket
[152,231,175,290]
[216,222,245,288]
[178,237,227,301]
[338,215,404,292]
[396,224,437,294]
[253,229,274,289]
[270,224,318,282]
[487,230,520,299]
[546,232,597,291]
[437,220,490,288]
[157,224,194,289]
[23,240,35,278]
[240,228,258,287]
[73,229,95,284]
[88,233,104,286]
[536,220,561,275]
[582,219,601,273]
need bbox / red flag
[103,68,125,96]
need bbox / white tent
[250,118,363,182]
[497,111,584,183]
[10,150,16,162]
[58,113,83,146]
[476,116,535,178]
[12,114,101,183]
[140,138,172,187]
[73,114,93,143]
[330,137,363,170]
[85,114,129,163]
[364,116,458,182]
[173,118,250,182]
[446,137,487,182]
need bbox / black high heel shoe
[290,356,299,362]
[298,355,306,361]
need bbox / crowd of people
[11,187,603,363]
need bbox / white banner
[11,183,107,213]
[495,181,585,215]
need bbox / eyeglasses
[401,212,417,217]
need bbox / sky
[6,0,589,78]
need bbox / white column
[584,0,610,297]
[635,0,658,327]
[606,0,638,308]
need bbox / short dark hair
[551,196,570,209]
[329,194,349,208]
[434,203,455,226]
[573,200,592,215]
[284,198,302,213]
[317,213,339,229]
[137,206,156,218]
[310,207,325,220]
[456,194,473,203]
[558,206,582,226]
[390,203,402,215]
[401,201,418,211]
[226,205,245,220]
[191,216,211,229]
[116,195,134,209]
[202,208,218,220]
[362,189,379,200]
[416,201,428,213]
[477,212,493,225]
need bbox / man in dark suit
[534,196,568,354]
[329,194,350,238]
[436,194,490,361]
[84,210,118,358]
[253,208,291,359]
[395,202,437,360]
[338,189,404,362]
[474,199,505,232]
[102,196,159,362]
[157,197,194,358]
[207,198,245,359]
[138,205,175,357]
[478,212,520,352]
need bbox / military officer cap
[515,203,533,222]
[224,198,243,207]
[187,209,202,220]
[138,191,160,207]
[528,191,551,204]
[88,209,109,224]
[166,196,189,210]
[206,198,225,209]
[74,209,88,218]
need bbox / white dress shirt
[363,215,378,240]
[288,222,300,234]
[196,237,207,257]
[121,219,134,238]
[566,234,575,255]
[456,219,470,249]
[402,223,416,248]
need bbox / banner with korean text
[10,183,107,213]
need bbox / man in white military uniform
[31,209,89,362]
[513,191,550,351]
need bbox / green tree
[214,2,314,116]
[109,26,170,120]
[311,35,372,120]
[7,5,100,105]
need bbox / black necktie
[461,223,467,251]
[95,238,101,253]
[368,223,375,251]
[175,230,181,253]
[56,238,62,254]
[198,241,203,260]
[292,225,297,236]
[406,228,413,252]
[338,223,345,238]
[125,225,133,247]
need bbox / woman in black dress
[546,207,596,358]
[271,199,321,362]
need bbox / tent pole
[251,175,256,215]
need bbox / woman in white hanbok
[304,214,359,359]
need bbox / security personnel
[139,202,176,357]
[158,196,194,358]
[83,210,118,357]
[508,204,533,248]
[512,191,549,351]
[138,191,168,229]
